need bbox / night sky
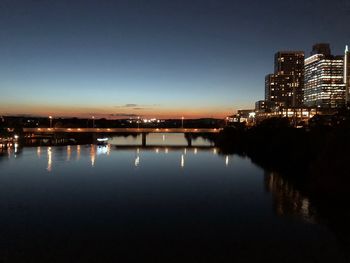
[0,0,349,118]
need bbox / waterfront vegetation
[216,109,350,193]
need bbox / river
[0,135,347,262]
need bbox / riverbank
[215,112,350,258]
[216,112,350,192]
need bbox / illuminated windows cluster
[265,51,305,108]
[304,44,346,108]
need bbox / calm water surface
[0,139,347,262]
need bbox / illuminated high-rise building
[265,51,304,108]
[345,45,350,105]
[304,44,346,108]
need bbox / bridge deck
[23,128,222,134]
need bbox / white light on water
[47,147,52,172]
[181,154,185,168]
[97,146,108,155]
[135,156,140,167]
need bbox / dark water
[0,141,347,262]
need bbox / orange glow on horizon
[0,104,238,119]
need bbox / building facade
[265,51,304,108]
[345,45,350,105]
[255,100,277,112]
[304,44,346,108]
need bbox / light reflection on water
[38,144,223,171]
[37,146,41,158]
[76,145,81,160]
[0,145,346,262]
[108,133,214,146]
[66,145,71,161]
[264,171,315,224]
[47,147,52,172]
[90,145,95,167]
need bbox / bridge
[23,128,222,134]
[23,127,222,147]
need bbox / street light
[49,116,53,128]
[92,116,95,128]
[181,116,184,128]
[137,116,140,129]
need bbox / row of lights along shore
[45,115,185,128]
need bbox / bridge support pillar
[141,133,147,147]
[188,137,192,147]
[185,133,192,147]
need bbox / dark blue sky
[0,0,349,118]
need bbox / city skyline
[1,0,349,119]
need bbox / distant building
[345,45,350,105]
[255,107,318,125]
[235,109,255,125]
[265,51,305,108]
[237,109,255,118]
[265,74,301,107]
[304,44,346,108]
[255,100,277,112]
